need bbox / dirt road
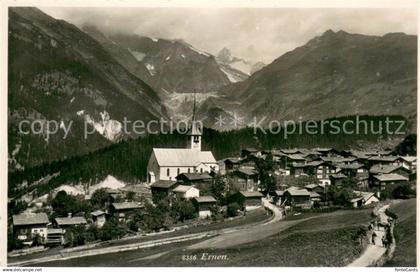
[347,204,390,267]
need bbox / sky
[40,7,417,64]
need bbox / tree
[227,202,240,217]
[171,199,196,222]
[90,188,110,209]
[98,218,127,241]
[210,175,226,203]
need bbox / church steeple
[187,91,202,150]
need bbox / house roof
[309,192,321,198]
[193,196,216,203]
[152,148,216,167]
[321,157,356,163]
[400,156,417,162]
[235,168,258,176]
[330,173,348,179]
[336,163,365,170]
[173,185,196,193]
[374,174,409,182]
[223,157,241,164]
[350,197,364,203]
[305,183,324,190]
[55,216,87,226]
[242,148,258,153]
[353,191,377,202]
[150,180,178,189]
[111,202,143,210]
[47,228,65,234]
[286,188,310,196]
[280,148,300,154]
[370,164,406,174]
[176,173,212,181]
[368,156,398,162]
[13,212,49,226]
[274,190,284,196]
[91,210,107,217]
[238,191,264,198]
[287,154,306,160]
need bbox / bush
[171,199,197,222]
[227,202,241,217]
[98,218,127,241]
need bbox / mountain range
[8,7,417,170]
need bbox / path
[347,204,390,267]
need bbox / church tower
[187,92,202,151]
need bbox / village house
[150,180,178,202]
[372,173,409,191]
[241,148,261,158]
[330,173,348,187]
[229,168,259,192]
[305,183,326,200]
[283,188,312,209]
[271,190,285,206]
[221,158,241,173]
[172,185,200,200]
[336,163,368,178]
[234,191,264,211]
[91,210,107,228]
[12,212,50,245]
[109,202,144,221]
[367,156,399,167]
[46,228,65,246]
[176,172,213,191]
[54,214,87,229]
[192,196,217,218]
[147,105,218,183]
[397,156,417,172]
[369,164,412,186]
[350,191,380,208]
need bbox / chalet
[291,161,324,178]
[330,173,348,187]
[241,148,261,158]
[352,191,380,207]
[13,212,50,245]
[321,156,356,165]
[281,154,306,169]
[91,210,107,228]
[234,191,264,211]
[309,191,322,203]
[305,183,326,200]
[150,180,178,201]
[109,202,143,221]
[271,190,285,206]
[222,158,241,173]
[283,188,312,209]
[192,196,217,218]
[315,148,341,157]
[176,173,213,190]
[336,163,368,178]
[369,164,411,178]
[54,214,87,229]
[372,174,409,190]
[172,185,200,199]
[314,161,336,185]
[147,106,218,183]
[368,156,399,167]
[229,168,259,192]
[46,228,65,245]
[398,156,417,172]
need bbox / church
[147,102,219,183]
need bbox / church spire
[187,90,202,150]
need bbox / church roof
[152,148,216,167]
[187,122,202,136]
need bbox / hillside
[203,30,417,129]
[8,7,167,170]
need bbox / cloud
[39,7,416,64]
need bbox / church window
[200,168,203,174]
[177,168,180,175]
[194,136,199,143]
[167,168,170,177]
[188,168,191,173]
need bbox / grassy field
[384,199,417,267]
[152,208,374,266]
